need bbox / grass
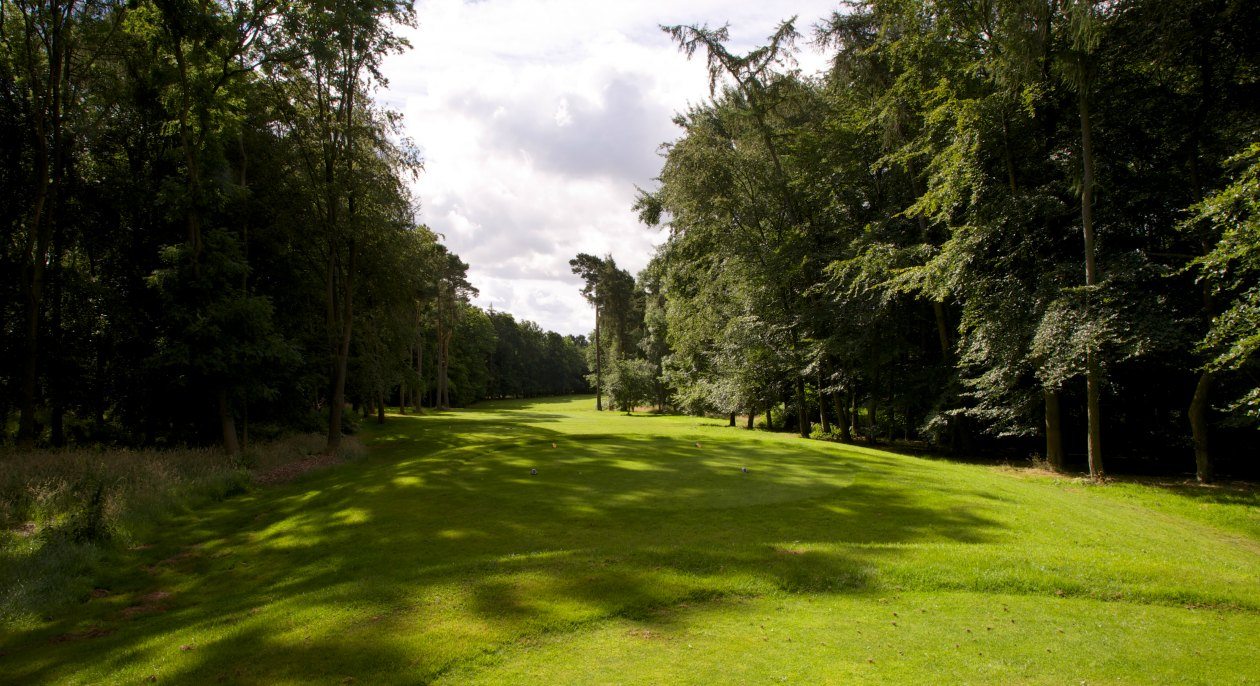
[0,396,1256,684]
[0,434,364,631]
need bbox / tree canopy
[0,0,587,452]
[568,0,1260,481]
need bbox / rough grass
[0,397,1256,684]
[0,434,363,630]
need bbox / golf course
[2,396,1257,684]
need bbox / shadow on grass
[1107,481,1260,514]
[1,403,1002,683]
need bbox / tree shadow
[1114,478,1259,507]
[1,405,1004,683]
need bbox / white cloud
[380,0,837,335]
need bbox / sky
[380,0,839,336]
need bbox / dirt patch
[119,590,173,619]
[254,454,342,485]
[121,604,167,619]
[11,521,37,538]
[161,550,200,566]
[143,548,201,574]
[50,626,115,643]
[626,628,664,640]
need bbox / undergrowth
[0,434,363,628]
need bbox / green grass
[0,434,365,630]
[1,396,1257,684]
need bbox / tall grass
[0,434,363,630]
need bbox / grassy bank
[1,435,362,631]
[0,397,1256,683]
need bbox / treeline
[484,310,590,401]
[582,0,1259,480]
[0,0,585,452]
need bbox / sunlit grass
[1,396,1256,684]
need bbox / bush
[602,358,657,413]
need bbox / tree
[570,253,606,410]
[1185,143,1260,430]
[662,19,817,438]
[604,358,656,414]
[1058,0,1107,479]
[3,0,120,447]
[269,0,414,451]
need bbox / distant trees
[616,1,1258,480]
[485,311,589,400]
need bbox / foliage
[628,0,1260,477]
[1186,142,1260,420]
[0,0,584,453]
[602,357,657,413]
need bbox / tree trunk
[49,211,66,447]
[728,412,736,427]
[932,301,952,362]
[1044,388,1065,471]
[377,389,386,425]
[18,3,73,448]
[818,373,832,434]
[747,405,755,429]
[1190,371,1213,482]
[867,392,879,444]
[1085,353,1103,478]
[887,370,897,442]
[16,144,52,449]
[325,242,356,454]
[413,342,423,413]
[796,378,811,438]
[218,388,240,455]
[594,303,603,411]
[1078,73,1104,480]
[834,392,852,443]
[435,303,450,410]
[440,327,452,409]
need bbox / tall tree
[4,0,112,446]
[271,0,414,451]
[570,253,606,410]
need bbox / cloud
[380,0,837,335]
[481,75,676,184]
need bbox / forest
[0,0,588,455]
[2,1,1259,682]
[3,0,1258,473]
[573,0,1260,482]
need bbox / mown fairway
[3,396,1258,684]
